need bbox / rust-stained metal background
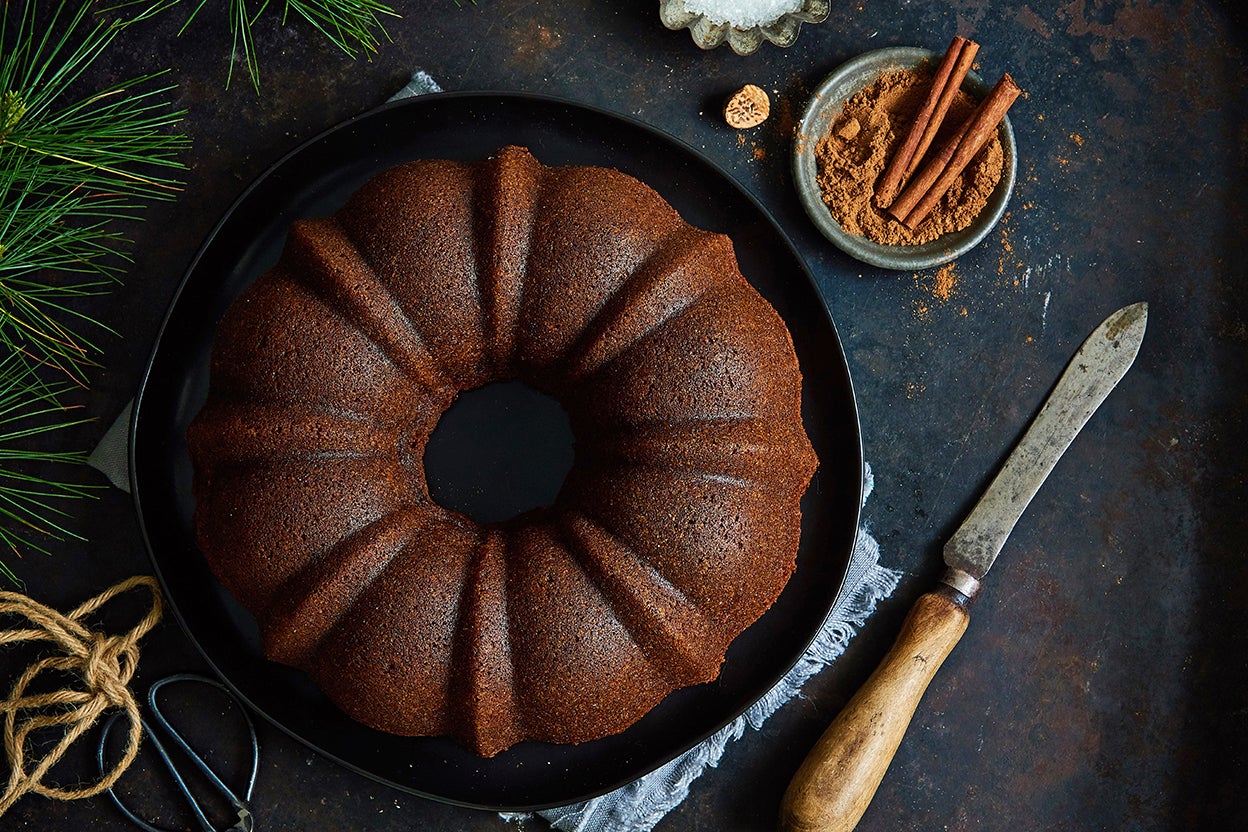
[3,1,1244,829]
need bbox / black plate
[131,92,862,811]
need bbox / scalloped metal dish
[130,92,862,811]
[660,0,829,54]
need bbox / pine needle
[111,0,401,92]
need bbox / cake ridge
[589,459,756,492]
[475,147,544,373]
[512,163,687,375]
[566,283,809,435]
[192,454,418,617]
[564,460,791,619]
[205,268,417,428]
[504,522,671,748]
[562,283,740,394]
[335,160,491,388]
[461,165,493,382]
[566,497,706,611]
[508,166,561,378]
[580,414,765,448]
[582,420,817,492]
[309,517,481,738]
[198,389,400,432]
[596,413,762,430]
[295,217,450,392]
[448,529,520,755]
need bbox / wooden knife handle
[779,588,971,832]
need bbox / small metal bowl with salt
[660,0,830,55]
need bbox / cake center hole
[423,380,575,525]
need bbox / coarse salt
[684,0,804,28]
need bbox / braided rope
[0,575,163,815]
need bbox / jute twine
[0,575,163,816]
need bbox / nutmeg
[724,85,770,129]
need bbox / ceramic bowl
[792,46,1017,270]
[659,0,830,55]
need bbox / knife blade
[941,300,1148,597]
[780,301,1148,832]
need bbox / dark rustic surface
[4,1,1245,830]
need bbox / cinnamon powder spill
[814,68,1004,246]
[932,262,956,300]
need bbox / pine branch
[0,0,187,583]
[111,0,402,92]
[1,0,188,384]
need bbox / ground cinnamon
[814,68,1004,246]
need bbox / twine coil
[0,575,162,815]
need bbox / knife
[779,301,1148,832]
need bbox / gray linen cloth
[89,71,901,832]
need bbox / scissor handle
[98,673,260,832]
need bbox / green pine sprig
[113,0,401,92]
[0,351,100,586]
[0,0,187,582]
[1,0,188,385]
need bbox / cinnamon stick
[888,117,973,225]
[905,40,980,179]
[890,73,1021,230]
[874,36,979,209]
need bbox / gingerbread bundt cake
[187,146,818,757]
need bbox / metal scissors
[98,673,260,832]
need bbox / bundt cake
[187,146,819,757]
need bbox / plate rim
[129,89,863,811]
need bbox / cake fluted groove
[557,225,721,383]
[187,401,398,466]
[562,461,797,621]
[504,522,671,746]
[292,217,450,393]
[581,418,817,494]
[334,160,492,389]
[506,164,558,379]
[309,517,481,740]
[259,505,425,666]
[559,511,727,686]
[564,284,811,438]
[605,462,754,491]
[564,283,729,389]
[512,163,691,376]
[462,164,492,382]
[190,455,417,617]
[200,268,420,429]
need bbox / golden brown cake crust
[187,146,818,757]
